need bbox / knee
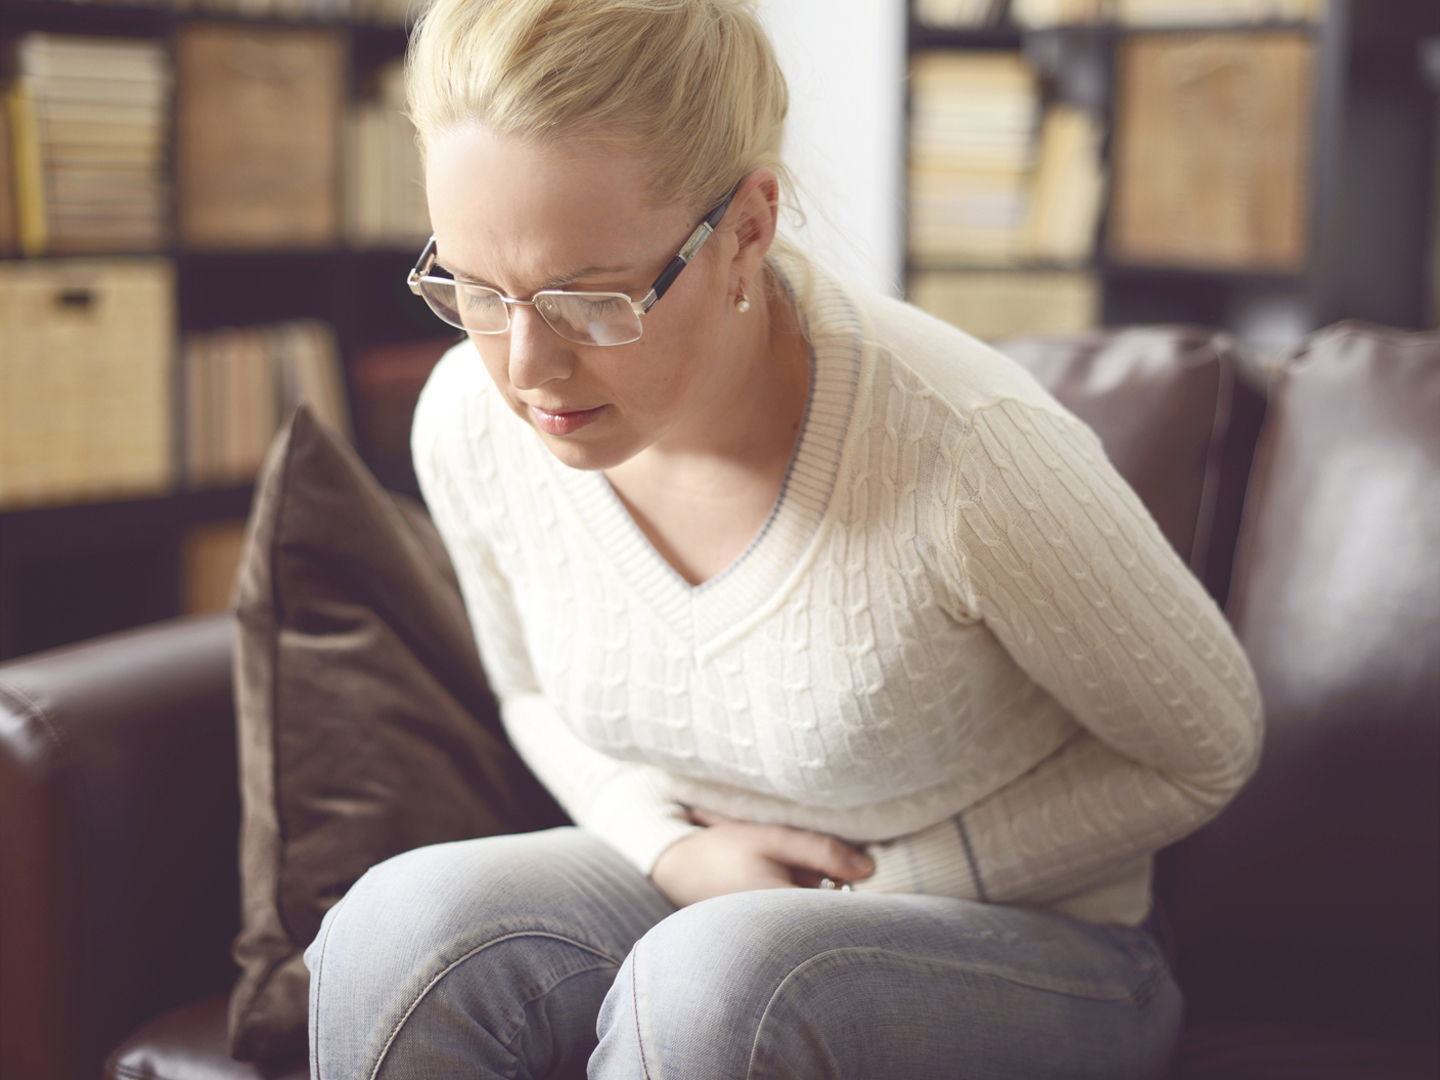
[594,891,835,1074]
[305,828,607,979]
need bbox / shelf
[0,244,422,262]
[908,19,1320,42]
[0,0,174,37]
[0,484,255,560]
[0,0,412,35]
[1093,261,1305,285]
[908,25,1025,50]
[907,260,1304,284]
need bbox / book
[1018,104,1106,264]
[1106,31,1314,271]
[183,320,351,488]
[1009,0,1107,27]
[1010,0,1319,25]
[350,336,455,458]
[12,33,171,254]
[344,58,430,247]
[6,82,48,257]
[908,269,1100,340]
[1114,0,1321,25]
[908,51,1041,267]
[176,24,345,249]
[272,320,353,444]
[913,0,1009,29]
[0,87,15,256]
[0,257,175,508]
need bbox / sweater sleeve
[412,377,700,875]
[855,398,1262,910]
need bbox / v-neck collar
[546,275,864,652]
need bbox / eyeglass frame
[405,178,743,345]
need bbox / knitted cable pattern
[412,270,1262,925]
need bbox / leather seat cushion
[106,997,304,1080]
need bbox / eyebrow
[436,259,635,292]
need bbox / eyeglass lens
[418,279,643,347]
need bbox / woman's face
[425,125,749,472]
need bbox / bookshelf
[904,0,1440,349]
[0,1,448,660]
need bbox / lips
[529,404,606,436]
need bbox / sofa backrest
[996,325,1266,607]
[1157,321,1440,1044]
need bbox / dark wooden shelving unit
[904,0,1440,341]
[0,1,438,660]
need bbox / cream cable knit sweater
[412,270,1263,927]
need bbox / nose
[505,303,574,390]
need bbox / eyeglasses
[406,181,740,347]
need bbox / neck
[614,268,811,481]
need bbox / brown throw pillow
[227,405,567,1062]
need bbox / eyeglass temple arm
[407,236,439,293]
[639,184,741,312]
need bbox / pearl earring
[735,288,751,314]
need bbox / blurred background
[0,0,1437,660]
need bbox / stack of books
[1009,0,1106,26]
[1012,0,1318,25]
[1113,0,1319,24]
[908,50,1041,267]
[184,320,352,488]
[912,0,1010,28]
[1021,103,1106,265]
[7,34,171,255]
[345,58,431,249]
[350,336,455,459]
[182,319,351,489]
[908,50,1107,340]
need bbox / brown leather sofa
[2,322,1436,1080]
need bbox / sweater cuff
[848,813,985,901]
[584,764,703,876]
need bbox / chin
[534,428,637,473]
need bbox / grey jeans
[305,827,1182,1080]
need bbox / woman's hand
[650,808,874,908]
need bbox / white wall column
[757,0,907,297]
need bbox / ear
[723,167,780,296]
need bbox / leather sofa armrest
[0,614,242,1080]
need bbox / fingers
[687,807,732,827]
[755,824,874,883]
[650,824,800,907]
[682,808,876,887]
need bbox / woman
[305,1,1263,1076]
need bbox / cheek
[469,334,517,395]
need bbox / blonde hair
[406,0,793,219]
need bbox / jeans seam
[630,943,656,1080]
[747,941,1165,1076]
[309,892,350,1080]
[368,931,625,1080]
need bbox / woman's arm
[410,368,709,876]
[857,398,1262,908]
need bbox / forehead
[424,125,687,286]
